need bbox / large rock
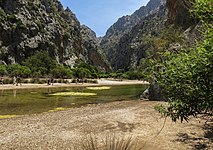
[148,82,167,101]
[141,82,167,101]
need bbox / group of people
[13,76,22,86]
[0,77,54,86]
[0,76,22,86]
[47,78,54,85]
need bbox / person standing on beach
[0,77,3,85]
[13,76,16,85]
[51,78,54,85]
[47,78,54,85]
[16,77,22,86]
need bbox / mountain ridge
[100,0,166,71]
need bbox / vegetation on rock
[0,0,109,71]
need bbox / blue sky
[59,0,150,37]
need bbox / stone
[148,82,167,101]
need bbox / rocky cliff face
[102,0,165,39]
[166,0,201,45]
[0,0,109,70]
[112,5,167,71]
[100,0,201,71]
[80,25,111,72]
[166,0,196,29]
[100,0,166,71]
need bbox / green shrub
[73,63,98,79]
[0,8,6,18]
[72,67,92,79]
[190,0,213,23]
[51,65,73,78]
[156,0,213,122]
[158,32,213,121]
[125,71,145,80]
[0,65,7,76]
[16,21,27,29]
[7,64,31,78]
[24,51,56,76]
[7,14,18,23]
[98,73,110,78]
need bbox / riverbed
[0,100,211,150]
[0,83,148,116]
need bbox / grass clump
[74,134,141,150]
[48,107,66,113]
[50,92,97,96]
[86,86,111,90]
[0,115,17,119]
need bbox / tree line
[0,51,146,80]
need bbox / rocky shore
[0,100,211,150]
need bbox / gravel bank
[0,100,211,150]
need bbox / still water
[0,84,148,115]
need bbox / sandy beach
[0,79,149,90]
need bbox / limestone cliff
[166,0,196,29]
[110,4,167,71]
[100,0,166,71]
[0,0,109,71]
[100,0,200,71]
[81,25,111,72]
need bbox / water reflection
[0,89,4,96]
[13,89,16,97]
[0,84,148,115]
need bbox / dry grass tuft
[74,133,142,150]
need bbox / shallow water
[0,84,148,115]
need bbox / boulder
[141,82,167,101]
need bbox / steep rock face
[103,0,165,39]
[166,0,200,45]
[166,0,196,29]
[112,5,167,70]
[0,0,82,66]
[0,0,109,70]
[100,0,166,71]
[100,0,200,71]
[80,25,111,72]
